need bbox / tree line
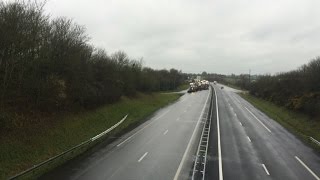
[223,58,320,119]
[250,58,320,118]
[0,1,185,113]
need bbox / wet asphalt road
[207,84,320,180]
[41,88,211,180]
[41,84,320,180]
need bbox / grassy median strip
[240,93,320,152]
[0,93,181,179]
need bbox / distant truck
[188,80,209,93]
[200,80,209,90]
[187,83,197,93]
[194,80,202,90]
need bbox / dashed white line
[262,164,270,175]
[163,129,168,135]
[173,88,211,180]
[138,152,148,162]
[234,113,237,116]
[233,96,242,104]
[117,110,170,147]
[245,107,272,133]
[247,136,251,142]
[295,156,320,180]
[239,122,243,126]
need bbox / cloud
[28,0,320,74]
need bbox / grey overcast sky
[24,0,320,74]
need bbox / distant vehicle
[187,83,197,93]
[188,79,209,92]
[200,80,209,90]
[194,79,202,91]
[213,81,217,85]
[221,86,224,89]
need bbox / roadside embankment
[0,93,181,179]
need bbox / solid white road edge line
[173,88,211,180]
[232,95,242,104]
[262,164,270,175]
[247,136,251,142]
[163,129,168,135]
[245,107,272,133]
[155,109,171,120]
[117,110,170,147]
[138,152,148,162]
[214,86,224,180]
[295,156,320,180]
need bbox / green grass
[219,81,243,91]
[176,83,189,91]
[160,83,189,93]
[240,93,320,151]
[0,93,181,179]
[224,83,243,90]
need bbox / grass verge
[240,93,320,152]
[176,83,189,91]
[0,92,181,179]
[160,83,189,93]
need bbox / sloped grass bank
[0,93,181,179]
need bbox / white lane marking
[295,156,320,180]
[239,122,243,126]
[117,110,170,147]
[163,129,168,135]
[245,107,272,133]
[247,136,251,142]
[234,113,237,116]
[233,96,242,104]
[262,164,270,175]
[155,110,171,120]
[173,88,211,180]
[214,86,224,180]
[176,117,180,121]
[138,152,148,162]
